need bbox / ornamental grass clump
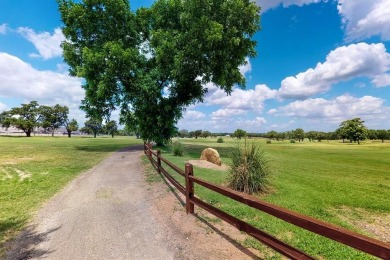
[172,141,184,156]
[229,141,271,194]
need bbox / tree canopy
[58,0,260,145]
[338,118,367,144]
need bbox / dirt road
[7,145,261,260]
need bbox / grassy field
[152,137,390,259]
[0,135,143,255]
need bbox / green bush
[290,139,296,143]
[266,140,271,144]
[172,141,184,156]
[217,137,224,143]
[228,141,271,194]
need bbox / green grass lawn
[152,137,390,259]
[0,135,143,255]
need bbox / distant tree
[367,129,378,140]
[83,119,103,138]
[339,118,367,144]
[190,130,202,139]
[266,130,277,140]
[64,118,79,138]
[178,129,189,138]
[316,131,326,142]
[233,129,247,139]
[277,132,286,141]
[104,120,118,138]
[306,131,317,142]
[293,128,305,142]
[201,130,211,138]
[335,127,347,143]
[40,104,68,137]
[376,130,389,143]
[1,101,41,137]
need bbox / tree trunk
[67,131,71,138]
[26,131,31,137]
[111,133,114,138]
[94,132,97,138]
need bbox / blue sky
[1,0,389,133]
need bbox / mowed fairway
[156,138,390,259]
[0,136,143,254]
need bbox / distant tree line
[0,101,78,137]
[0,101,123,138]
[177,118,390,144]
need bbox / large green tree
[82,118,103,138]
[233,129,247,139]
[58,0,260,145]
[104,120,118,138]
[40,104,69,136]
[293,128,305,142]
[64,118,79,138]
[1,101,41,137]
[338,118,367,144]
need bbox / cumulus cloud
[0,52,84,113]
[207,84,277,113]
[211,108,246,119]
[278,43,390,99]
[275,95,386,122]
[0,24,8,35]
[256,0,322,12]
[183,110,206,119]
[338,0,390,41]
[239,58,252,75]
[17,27,64,60]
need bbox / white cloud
[278,43,390,99]
[0,102,7,112]
[207,84,277,113]
[276,95,386,122]
[211,108,246,119]
[17,27,64,60]
[256,0,322,12]
[0,24,8,35]
[183,110,206,119]
[338,0,390,41]
[239,58,252,75]
[0,52,84,117]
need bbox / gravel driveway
[7,145,174,260]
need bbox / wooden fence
[144,143,390,259]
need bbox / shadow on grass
[4,224,60,260]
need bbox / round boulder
[200,148,221,166]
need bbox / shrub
[266,140,271,144]
[228,141,271,194]
[172,141,184,156]
[217,137,224,143]
[290,139,296,143]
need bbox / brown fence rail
[144,143,390,259]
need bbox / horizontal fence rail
[143,143,390,259]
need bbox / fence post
[157,150,161,174]
[185,163,195,214]
[147,143,152,158]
